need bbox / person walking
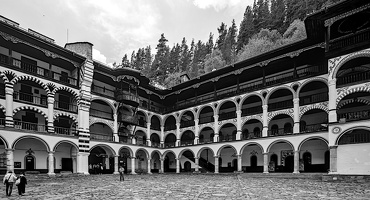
[3,170,17,196]
[119,166,125,181]
[16,172,27,196]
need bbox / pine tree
[216,22,228,49]
[237,6,254,52]
[121,54,130,67]
[152,33,170,83]
[270,0,286,34]
[223,19,238,64]
[205,32,214,55]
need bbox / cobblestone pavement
[1,173,369,199]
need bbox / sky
[1,0,254,66]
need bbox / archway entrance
[184,161,191,172]
[198,148,215,172]
[89,146,114,174]
[284,156,294,172]
[164,152,176,172]
[303,152,312,172]
[25,155,35,170]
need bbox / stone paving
[1,173,370,199]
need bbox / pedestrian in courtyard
[3,170,17,197]
[16,172,27,196]
[119,166,125,181]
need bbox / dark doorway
[164,156,170,172]
[251,155,257,167]
[284,156,294,172]
[325,150,330,172]
[61,158,73,171]
[59,94,70,110]
[232,159,237,171]
[303,152,311,172]
[25,155,35,170]
[184,161,191,172]
[270,154,278,172]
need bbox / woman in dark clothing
[17,172,27,196]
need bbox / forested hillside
[115,0,340,88]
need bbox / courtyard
[2,173,369,199]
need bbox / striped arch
[178,148,195,159]
[335,126,370,145]
[337,98,370,109]
[162,150,176,159]
[89,119,114,133]
[297,136,328,151]
[336,86,370,106]
[296,77,329,96]
[218,122,237,130]
[54,112,78,124]
[0,103,6,115]
[240,93,265,108]
[52,140,79,152]
[196,104,216,119]
[0,71,10,83]
[150,150,162,159]
[241,115,263,127]
[265,85,296,102]
[266,139,295,153]
[299,104,329,119]
[53,86,79,100]
[216,144,237,156]
[135,148,150,159]
[118,146,134,157]
[13,106,48,121]
[0,135,9,149]
[331,49,370,80]
[179,109,196,122]
[91,97,116,114]
[199,125,214,133]
[196,147,215,158]
[216,99,238,114]
[267,110,294,124]
[90,144,116,155]
[239,142,264,155]
[10,75,50,94]
[12,135,51,152]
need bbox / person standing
[119,166,125,181]
[17,172,27,196]
[3,170,17,196]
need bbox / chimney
[65,42,93,60]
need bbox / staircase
[198,157,214,173]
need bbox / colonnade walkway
[4,173,370,199]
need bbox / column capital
[328,78,336,86]
[5,148,14,151]
[262,105,268,110]
[194,157,199,160]
[114,155,120,157]
[236,110,242,114]
[294,150,300,153]
[5,87,13,95]
[160,159,164,162]
[329,145,338,149]
[213,155,219,158]
[48,151,55,154]
[293,98,299,104]
[262,152,269,155]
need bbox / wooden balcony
[13,91,47,107]
[14,120,47,133]
[90,132,114,142]
[54,126,77,136]
[338,110,370,122]
[115,90,140,107]
[54,100,77,113]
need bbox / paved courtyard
[1,173,370,199]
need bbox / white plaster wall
[241,145,263,166]
[300,139,328,164]
[337,143,370,175]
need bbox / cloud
[93,48,107,64]
[190,0,243,11]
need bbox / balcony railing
[0,54,78,87]
[54,126,77,136]
[14,120,47,132]
[118,114,138,125]
[239,79,264,93]
[268,99,293,112]
[91,85,115,98]
[164,124,177,131]
[199,116,213,124]
[0,118,5,127]
[0,83,5,98]
[241,106,262,116]
[242,131,262,140]
[180,140,194,146]
[90,108,113,120]
[338,110,370,122]
[151,124,161,131]
[180,120,195,128]
[219,111,237,121]
[220,135,235,141]
[151,142,161,148]
[300,92,328,106]
[300,123,328,133]
[337,70,370,87]
[54,101,77,113]
[164,142,176,148]
[90,132,114,142]
[137,119,147,127]
[268,127,293,136]
[329,28,370,51]
[266,71,294,87]
[199,138,213,144]
[13,91,47,107]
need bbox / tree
[121,54,130,67]
[180,37,192,72]
[223,19,238,64]
[270,0,286,33]
[253,0,270,32]
[204,49,226,73]
[282,19,306,43]
[237,6,254,52]
[152,33,170,83]
[216,22,228,49]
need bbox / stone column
[262,105,268,137]
[113,155,119,174]
[5,86,14,127]
[213,115,219,142]
[329,146,338,174]
[194,118,199,145]
[147,159,152,174]
[77,152,90,175]
[176,122,180,147]
[6,148,14,172]
[160,159,164,174]
[236,110,242,140]
[160,126,165,147]
[113,114,119,142]
[176,158,180,173]
[72,156,77,173]
[293,151,300,174]
[293,98,300,134]
[146,122,151,146]
[237,154,242,172]
[263,153,269,173]
[132,137,136,145]
[214,156,219,173]
[47,95,55,133]
[48,151,55,176]
[131,157,136,174]
[194,157,200,173]
[328,79,337,123]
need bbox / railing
[199,138,213,144]
[90,132,114,142]
[337,70,370,87]
[300,92,328,106]
[164,142,176,148]
[329,28,370,51]
[180,120,195,128]
[91,85,115,98]
[137,119,147,127]
[199,116,213,124]
[218,111,237,121]
[0,118,5,127]
[338,110,370,122]
[268,99,293,112]
[241,106,262,116]
[180,140,194,146]
[266,71,294,86]
[54,100,77,112]
[118,114,138,125]
[164,124,176,131]
[300,123,328,133]
[217,88,237,100]
[90,108,113,120]
[197,93,215,105]
[268,127,293,136]
[13,91,47,106]
[242,131,262,140]
[14,120,47,132]
[0,83,5,98]
[54,126,77,136]
[220,135,235,141]
[151,142,161,148]
[151,124,161,131]
[52,72,77,86]
[239,79,263,93]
